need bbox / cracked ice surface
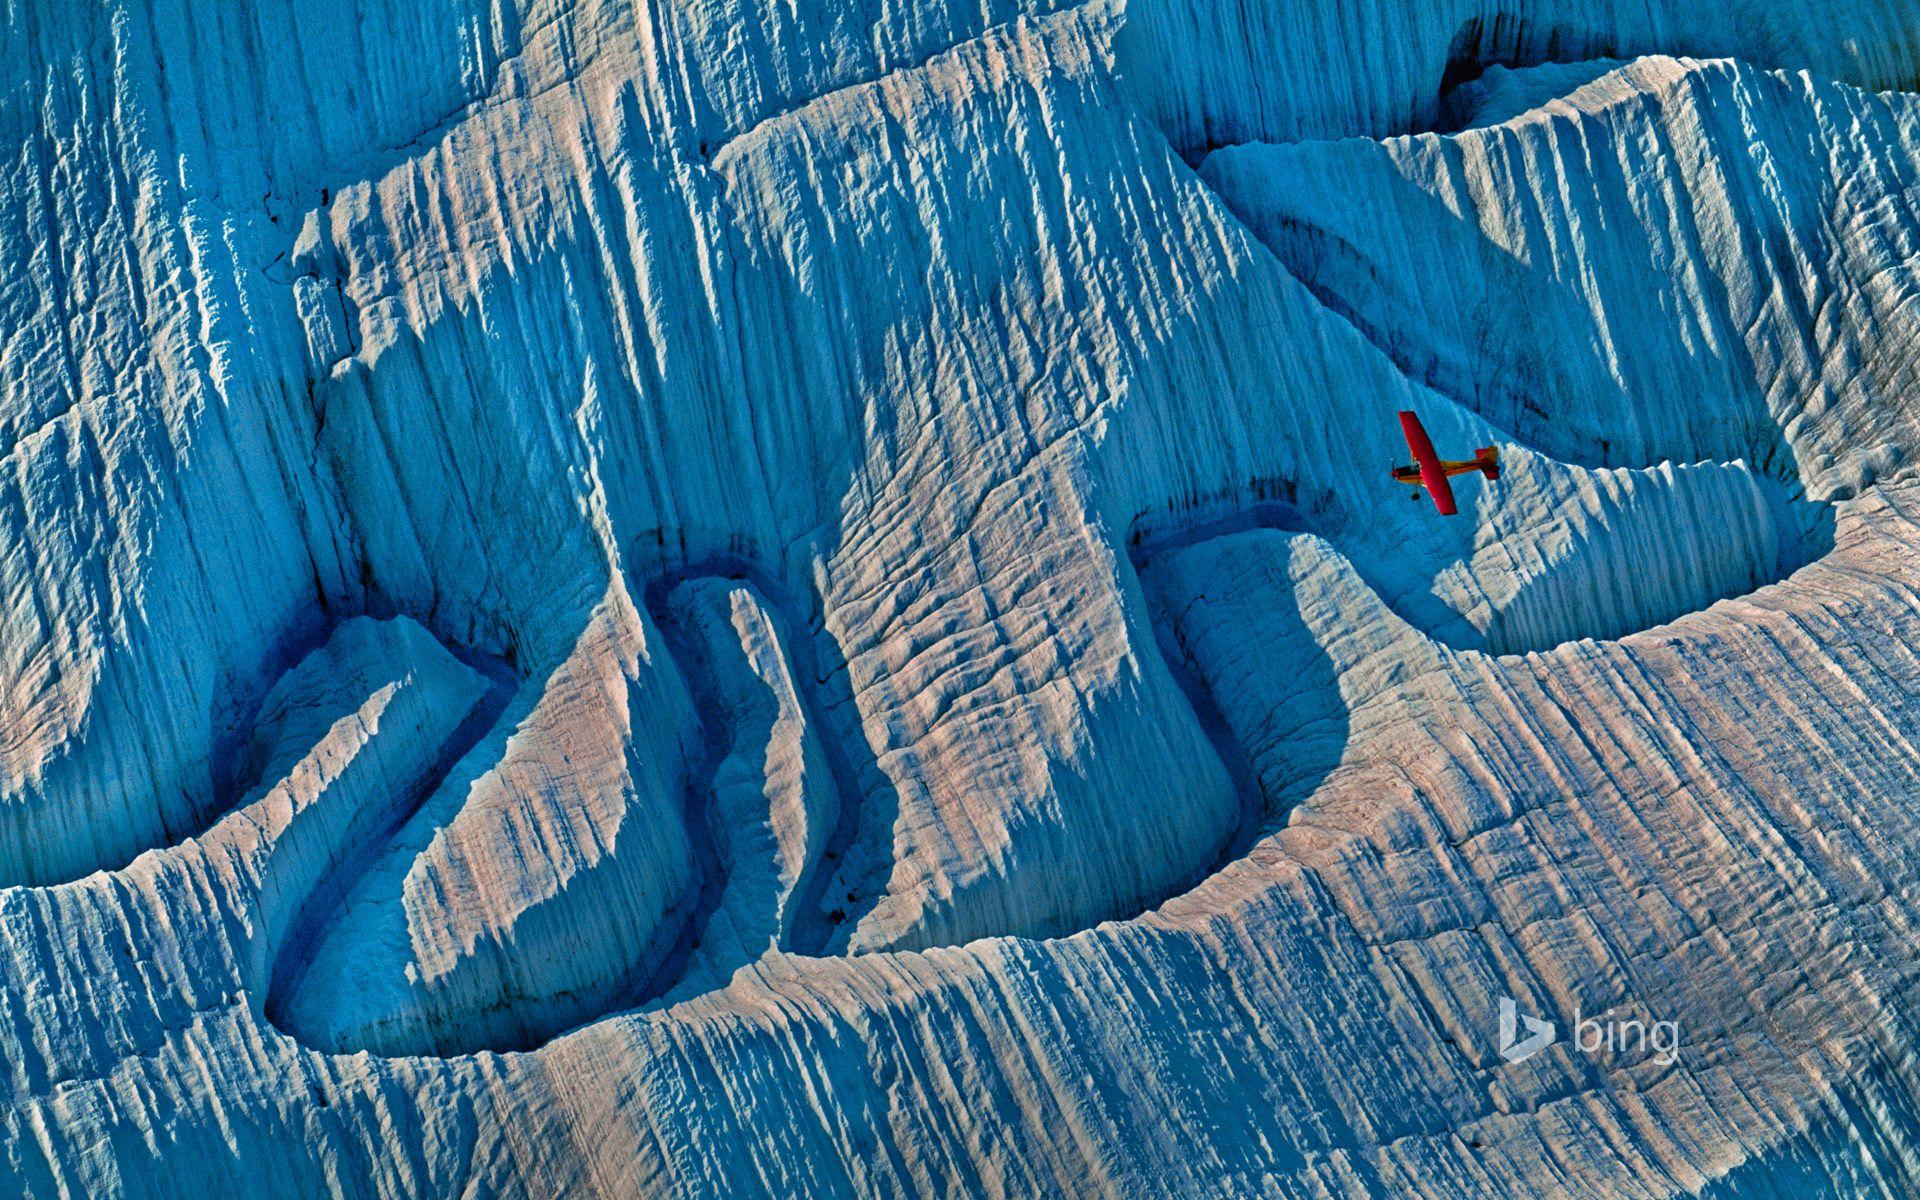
[7,0,1920,1195]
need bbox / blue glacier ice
[6,0,1920,1195]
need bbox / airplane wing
[1399,411,1457,515]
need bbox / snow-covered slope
[1118,0,1920,153]
[7,0,1920,1195]
[1202,55,1920,499]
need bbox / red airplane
[1390,411,1499,515]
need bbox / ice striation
[1201,54,1920,498]
[6,0,1920,1195]
[1118,0,1920,153]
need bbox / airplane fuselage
[1390,411,1500,515]
[1390,459,1496,485]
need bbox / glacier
[7,0,1920,1194]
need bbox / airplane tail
[1475,446,1500,480]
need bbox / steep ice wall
[1116,0,1920,154]
[1202,55,1920,501]
[654,576,838,997]
[16,486,1920,1198]
[0,4,347,885]
[298,4,1263,971]
[1426,453,1808,653]
[0,0,1096,883]
[270,577,700,1057]
[6,0,1920,1196]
